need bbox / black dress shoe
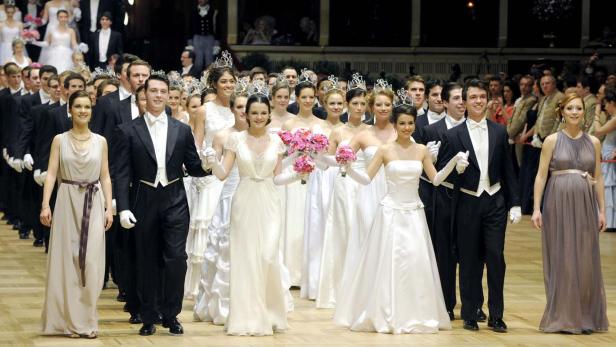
[116,292,126,302]
[582,329,593,335]
[153,313,163,325]
[139,323,156,336]
[162,318,184,335]
[487,317,507,333]
[33,239,44,247]
[447,310,455,321]
[477,308,487,322]
[129,313,142,324]
[19,230,30,239]
[463,320,479,331]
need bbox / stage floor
[0,216,614,346]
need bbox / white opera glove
[209,156,227,179]
[23,154,34,171]
[33,169,42,185]
[119,210,137,229]
[30,40,49,48]
[509,206,522,224]
[426,141,441,163]
[11,158,24,173]
[346,164,371,185]
[455,150,470,174]
[432,151,465,186]
[273,168,301,185]
[40,171,47,186]
[73,7,82,21]
[200,147,217,170]
[317,153,339,167]
[112,199,117,216]
[2,148,8,161]
[531,134,543,148]
[281,151,300,168]
[310,152,328,170]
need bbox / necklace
[69,130,92,142]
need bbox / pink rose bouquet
[293,154,315,184]
[335,144,357,177]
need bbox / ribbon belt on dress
[61,179,100,287]
[551,169,596,186]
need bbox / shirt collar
[9,87,21,95]
[427,110,445,122]
[119,85,131,100]
[100,28,111,34]
[445,114,465,128]
[145,111,168,126]
[466,116,487,130]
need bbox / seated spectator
[242,16,276,45]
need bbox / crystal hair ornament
[275,73,288,85]
[212,50,233,69]
[150,69,167,78]
[166,71,183,89]
[234,78,249,96]
[348,73,367,91]
[373,78,392,92]
[395,88,414,108]
[322,75,341,94]
[91,67,117,79]
[184,78,205,96]
[298,68,315,85]
[247,80,270,98]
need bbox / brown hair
[556,93,585,121]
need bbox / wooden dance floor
[1,216,614,346]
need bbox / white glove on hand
[201,147,217,170]
[33,169,41,185]
[426,141,441,163]
[119,210,137,229]
[2,148,8,161]
[112,199,117,216]
[508,138,515,145]
[39,171,47,186]
[455,151,470,174]
[11,158,23,173]
[509,206,522,224]
[531,134,543,148]
[23,154,34,171]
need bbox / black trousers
[519,146,540,214]
[9,169,26,227]
[432,185,457,312]
[418,178,434,236]
[456,190,507,320]
[120,217,141,316]
[133,181,189,324]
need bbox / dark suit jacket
[36,103,71,172]
[412,112,430,144]
[114,116,209,212]
[440,119,520,208]
[0,90,24,156]
[14,91,44,158]
[80,0,121,44]
[88,29,123,68]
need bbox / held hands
[531,209,542,230]
[23,154,34,171]
[509,206,522,224]
[119,210,137,229]
[455,151,470,174]
[531,134,543,148]
[426,141,441,163]
[201,147,217,170]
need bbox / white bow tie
[468,119,487,130]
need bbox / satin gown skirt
[334,161,451,334]
[281,179,306,286]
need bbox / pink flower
[309,133,329,153]
[278,130,293,146]
[335,144,356,177]
[293,154,315,184]
[21,29,40,40]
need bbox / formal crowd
[0,1,611,342]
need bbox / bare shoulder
[589,134,601,147]
[414,143,427,151]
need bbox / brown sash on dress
[61,179,100,287]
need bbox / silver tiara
[151,69,166,78]
[322,75,341,94]
[395,88,414,107]
[275,73,288,85]
[212,50,233,69]
[234,78,249,96]
[183,78,204,96]
[91,67,117,79]
[200,73,209,88]
[298,68,315,85]
[247,80,269,98]
[348,73,366,91]
[373,78,392,92]
[167,71,183,89]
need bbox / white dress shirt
[427,110,445,124]
[445,114,465,130]
[98,28,111,63]
[145,112,169,187]
[90,0,100,32]
[119,85,131,101]
[198,4,210,16]
[182,64,193,76]
[461,117,501,197]
[39,90,50,105]
[130,94,139,119]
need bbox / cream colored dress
[41,133,106,336]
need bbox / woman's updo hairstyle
[245,94,271,126]
[206,66,236,91]
[271,79,292,98]
[295,80,316,97]
[390,104,417,124]
[346,88,367,103]
[555,92,584,121]
[368,88,395,109]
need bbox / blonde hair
[556,93,585,120]
[368,88,395,109]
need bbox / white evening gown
[185,101,235,299]
[225,131,288,336]
[315,142,363,308]
[0,25,20,65]
[38,5,67,65]
[44,29,73,73]
[334,160,451,334]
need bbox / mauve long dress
[540,131,609,333]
